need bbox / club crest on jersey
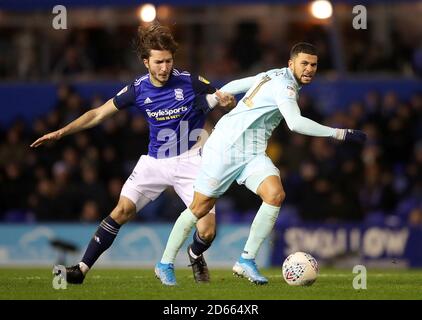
[174,88,184,101]
[286,85,296,98]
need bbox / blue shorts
[194,132,280,198]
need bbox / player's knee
[111,200,136,224]
[198,228,216,243]
[190,202,214,218]
[262,189,285,207]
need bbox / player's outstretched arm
[30,98,119,148]
[220,72,266,95]
[279,100,367,144]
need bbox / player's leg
[80,196,137,269]
[60,195,138,284]
[243,175,285,259]
[192,213,216,257]
[160,191,217,264]
[172,148,217,282]
[186,213,215,282]
[156,135,244,285]
[60,155,164,284]
[159,137,243,264]
[155,191,216,285]
[233,155,284,284]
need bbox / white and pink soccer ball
[282,252,319,286]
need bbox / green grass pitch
[1,267,421,300]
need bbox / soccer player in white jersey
[157,42,367,285]
[30,24,235,286]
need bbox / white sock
[189,247,199,259]
[78,262,90,275]
[241,202,280,260]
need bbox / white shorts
[121,146,215,214]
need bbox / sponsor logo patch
[198,75,210,84]
[145,106,188,119]
[286,85,296,98]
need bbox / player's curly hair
[135,23,179,60]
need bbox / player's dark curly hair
[290,42,318,58]
[135,24,178,60]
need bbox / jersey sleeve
[220,72,266,95]
[190,74,217,114]
[190,74,217,95]
[275,80,335,137]
[275,79,299,103]
[112,83,136,109]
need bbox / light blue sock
[241,202,280,260]
[161,208,198,264]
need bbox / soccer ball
[282,252,319,286]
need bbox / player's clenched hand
[345,129,367,143]
[30,130,63,148]
[336,129,367,143]
[215,90,237,108]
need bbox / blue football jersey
[113,69,216,159]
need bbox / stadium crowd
[0,17,421,82]
[1,84,421,225]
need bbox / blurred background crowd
[2,85,421,225]
[1,2,422,81]
[0,0,421,225]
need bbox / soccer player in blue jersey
[30,24,235,286]
[156,42,367,285]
